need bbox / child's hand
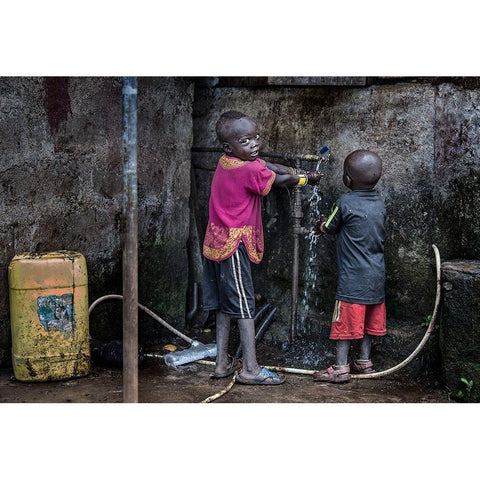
[306,171,324,185]
[311,223,324,237]
[311,215,328,236]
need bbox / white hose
[88,294,194,345]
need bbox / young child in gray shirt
[312,150,386,383]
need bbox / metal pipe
[191,147,324,163]
[290,159,303,342]
[122,77,138,403]
[288,146,329,342]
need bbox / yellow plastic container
[9,251,90,382]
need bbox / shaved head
[344,150,382,189]
[215,110,249,143]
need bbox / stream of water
[298,151,330,338]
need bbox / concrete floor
[0,355,450,403]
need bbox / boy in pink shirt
[203,110,322,384]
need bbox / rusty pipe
[122,77,138,403]
[289,146,329,342]
[191,147,325,164]
[290,158,304,342]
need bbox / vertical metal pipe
[290,160,303,342]
[122,77,138,403]
[291,235,299,341]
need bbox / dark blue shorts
[202,242,255,320]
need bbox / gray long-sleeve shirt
[324,189,386,304]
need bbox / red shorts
[330,300,386,340]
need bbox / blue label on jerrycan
[37,293,76,339]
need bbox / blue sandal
[235,367,285,385]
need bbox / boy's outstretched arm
[265,162,300,175]
[266,162,324,187]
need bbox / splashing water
[298,151,330,337]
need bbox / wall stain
[44,77,72,151]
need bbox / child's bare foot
[210,356,239,379]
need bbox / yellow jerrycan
[8,251,90,382]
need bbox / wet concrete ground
[0,354,450,403]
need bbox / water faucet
[294,226,310,236]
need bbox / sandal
[312,365,350,383]
[235,367,285,385]
[351,359,375,374]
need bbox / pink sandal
[351,360,375,374]
[313,365,350,383]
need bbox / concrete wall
[2,76,479,380]
[192,79,480,372]
[0,77,194,367]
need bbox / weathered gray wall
[192,80,480,373]
[434,83,480,259]
[2,77,479,381]
[0,77,194,367]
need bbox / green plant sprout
[461,377,473,391]
[456,377,474,399]
[420,314,432,328]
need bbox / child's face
[223,117,262,162]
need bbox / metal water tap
[292,174,309,234]
[294,225,310,235]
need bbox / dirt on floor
[0,352,450,403]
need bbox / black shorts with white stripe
[202,241,255,319]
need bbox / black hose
[232,306,277,366]
[232,303,270,360]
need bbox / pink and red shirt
[203,154,276,264]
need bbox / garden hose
[88,294,194,345]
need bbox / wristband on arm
[296,174,308,187]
